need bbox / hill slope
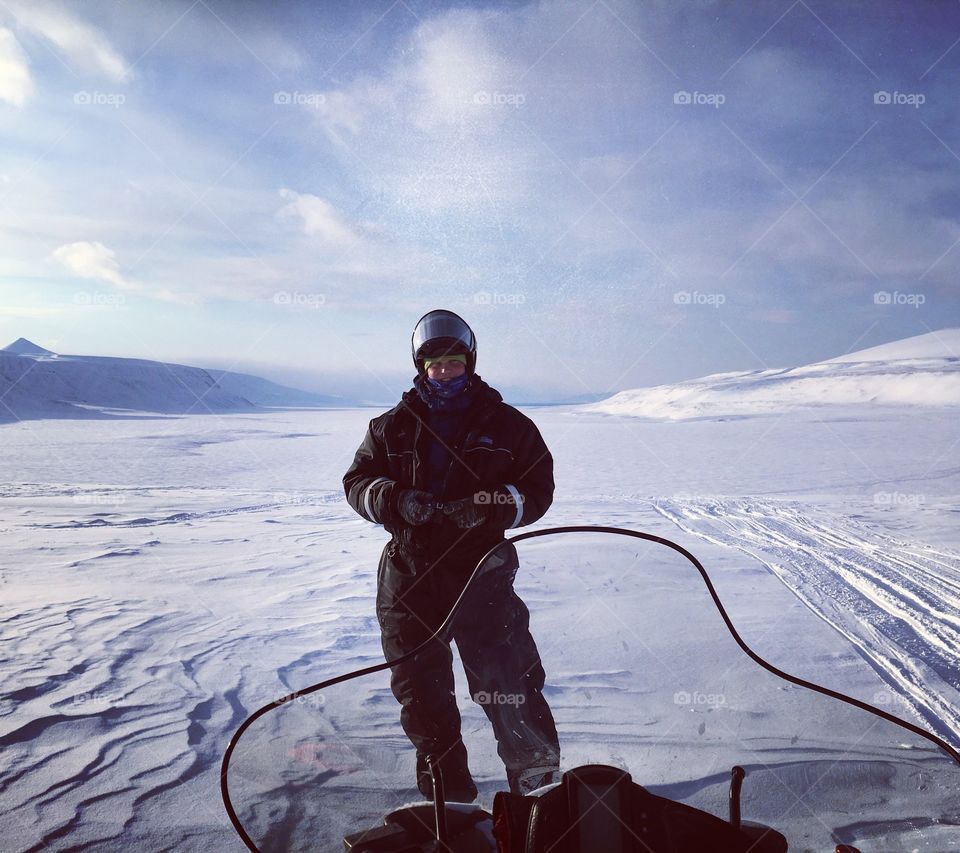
[0,340,344,423]
[585,329,960,420]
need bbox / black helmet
[411,309,477,375]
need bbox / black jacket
[343,375,554,568]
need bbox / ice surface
[1,386,958,849]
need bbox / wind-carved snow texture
[0,482,383,852]
[653,498,960,745]
[0,597,225,851]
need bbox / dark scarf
[414,372,473,410]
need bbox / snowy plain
[1,333,959,851]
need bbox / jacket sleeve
[343,417,401,527]
[491,413,554,530]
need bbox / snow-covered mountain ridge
[586,329,960,420]
[0,338,344,422]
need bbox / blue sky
[1,0,959,403]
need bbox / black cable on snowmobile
[219,525,960,852]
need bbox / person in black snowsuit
[342,309,560,802]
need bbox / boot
[416,752,478,803]
[508,763,561,795]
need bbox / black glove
[397,489,440,526]
[442,495,490,529]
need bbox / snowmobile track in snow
[653,497,960,745]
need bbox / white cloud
[303,7,586,219]
[277,189,363,246]
[51,241,202,304]
[6,1,129,81]
[0,27,32,106]
[311,88,368,136]
[410,13,517,132]
[313,11,519,137]
[53,240,133,288]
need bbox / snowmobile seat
[491,764,787,853]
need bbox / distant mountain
[584,329,960,420]
[0,339,347,423]
[2,337,55,356]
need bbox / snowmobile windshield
[223,528,960,853]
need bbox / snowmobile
[221,526,960,852]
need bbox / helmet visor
[412,311,475,359]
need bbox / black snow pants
[375,538,560,784]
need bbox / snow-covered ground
[2,337,959,851]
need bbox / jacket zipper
[437,401,500,501]
[411,413,422,490]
